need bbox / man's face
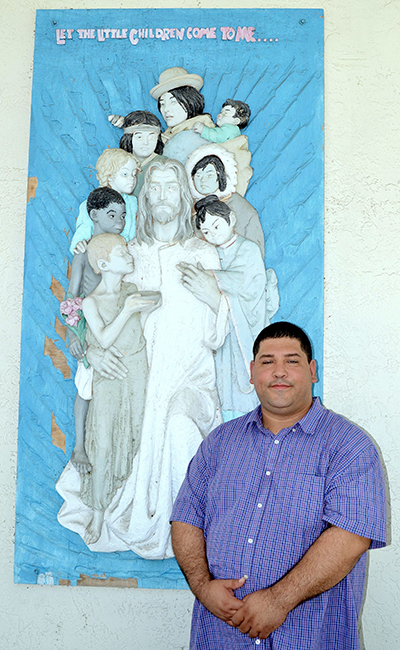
[109,159,137,195]
[91,201,126,234]
[130,126,160,161]
[216,104,239,127]
[147,168,181,224]
[193,164,219,195]
[250,337,317,419]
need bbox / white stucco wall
[1,1,399,648]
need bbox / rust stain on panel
[77,574,138,588]
[51,413,66,453]
[44,336,71,379]
[27,177,38,203]
[59,579,71,586]
[50,276,65,303]
[55,317,67,343]
[67,261,72,281]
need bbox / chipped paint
[77,574,138,588]
[44,336,71,379]
[54,317,67,343]
[27,176,38,203]
[51,413,66,453]
[50,276,65,303]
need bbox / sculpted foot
[71,448,92,474]
[84,510,104,545]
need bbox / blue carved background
[15,8,324,588]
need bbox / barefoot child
[80,233,159,544]
[66,187,128,475]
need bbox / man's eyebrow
[258,352,302,359]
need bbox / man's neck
[153,220,179,243]
[261,399,313,435]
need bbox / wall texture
[1,1,399,648]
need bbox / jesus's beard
[152,204,177,224]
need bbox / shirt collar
[246,397,324,435]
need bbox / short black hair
[158,86,205,120]
[195,195,232,229]
[191,155,227,192]
[223,99,251,129]
[119,110,164,155]
[253,322,313,363]
[87,187,125,215]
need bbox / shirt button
[274,439,279,444]
[255,640,261,645]
[257,503,262,508]
[292,428,296,432]
[248,538,253,544]
[266,471,271,476]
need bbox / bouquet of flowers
[60,293,89,368]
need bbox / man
[171,322,387,649]
[85,159,228,559]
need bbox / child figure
[79,233,159,544]
[70,148,138,253]
[67,187,128,476]
[179,195,278,414]
[192,99,251,144]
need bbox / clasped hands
[197,577,288,640]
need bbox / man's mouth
[269,383,292,390]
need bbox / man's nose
[160,184,167,200]
[273,362,287,377]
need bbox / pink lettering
[235,26,256,42]
[220,26,235,41]
[56,29,66,45]
[129,28,138,45]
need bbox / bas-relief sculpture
[56,66,280,560]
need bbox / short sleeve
[170,440,211,529]
[323,443,387,549]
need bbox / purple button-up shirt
[171,398,387,649]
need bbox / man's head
[136,159,194,245]
[250,322,317,424]
[119,110,164,158]
[195,195,236,246]
[217,99,251,129]
[86,187,126,236]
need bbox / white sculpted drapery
[57,235,228,558]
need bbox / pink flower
[71,297,83,312]
[66,314,80,327]
[60,300,74,316]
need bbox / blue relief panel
[15,8,324,588]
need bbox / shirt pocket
[276,473,325,534]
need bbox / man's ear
[310,359,317,384]
[232,116,241,126]
[250,359,254,385]
[229,212,237,228]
